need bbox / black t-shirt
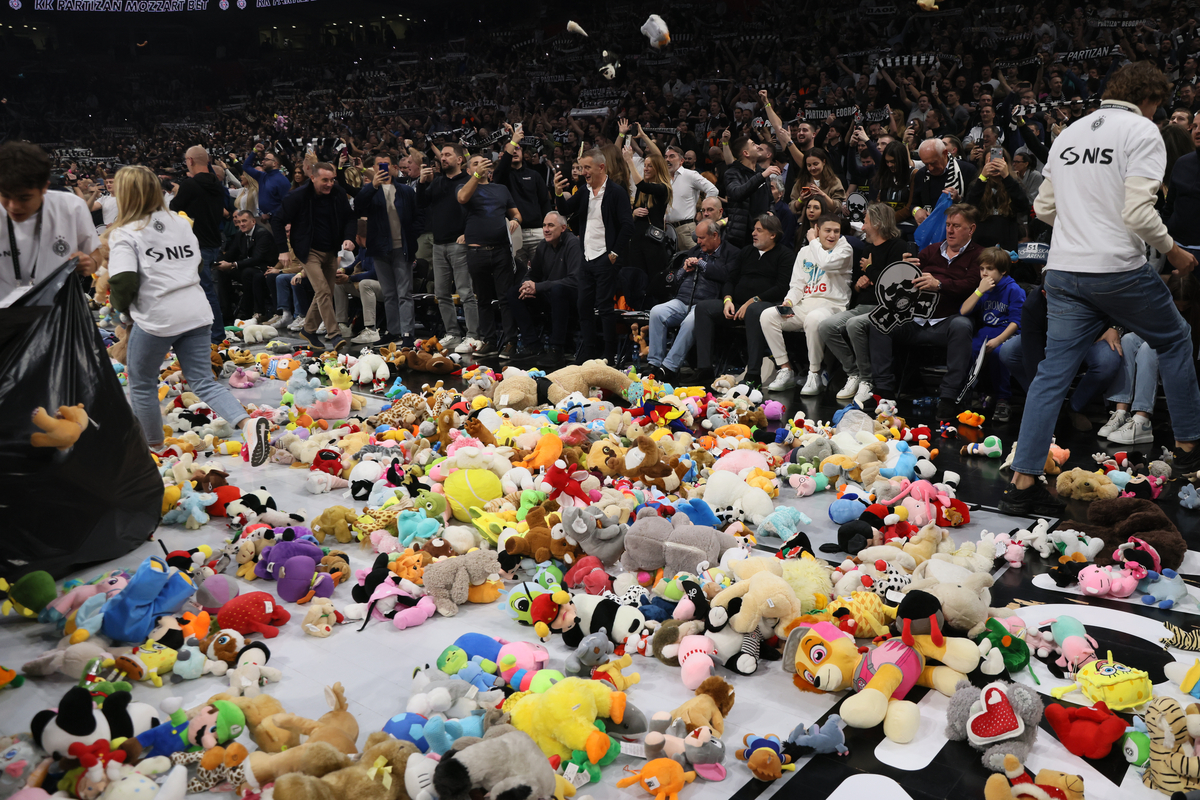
[851,237,911,306]
[311,192,339,252]
[463,184,514,247]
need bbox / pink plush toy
[889,479,949,528]
[229,367,260,389]
[711,450,770,474]
[993,533,1026,570]
[761,400,786,420]
[659,634,717,690]
[790,474,818,497]
[1077,565,1139,598]
[497,641,550,684]
[307,388,353,420]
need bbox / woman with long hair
[789,147,845,213]
[963,149,1030,250]
[106,165,270,465]
[601,142,632,198]
[623,123,674,307]
[871,140,915,223]
[797,195,832,242]
[235,172,259,216]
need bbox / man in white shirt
[1001,62,1200,518]
[91,178,119,231]
[0,142,101,308]
[664,146,718,251]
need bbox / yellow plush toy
[508,677,639,764]
[312,506,359,544]
[30,404,89,451]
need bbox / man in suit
[553,150,634,362]
[216,210,275,323]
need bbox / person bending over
[107,166,270,466]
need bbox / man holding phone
[418,143,480,354]
[495,124,552,270]
[459,154,522,359]
[357,154,417,346]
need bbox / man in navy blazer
[356,154,417,344]
[553,150,634,362]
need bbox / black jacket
[416,173,469,244]
[170,171,226,250]
[963,175,1031,251]
[669,241,741,305]
[721,243,795,307]
[723,162,771,249]
[221,224,275,271]
[555,178,634,264]
[520,231,582,292]
[270,182,357,264]
[495,154,552,230]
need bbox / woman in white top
[759,214,854,394]
[107,165,270,466]
[234,172,260,217]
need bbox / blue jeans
[271,273,312,317]
[126,324,249,448]
[198,247,224,342]
[1106,332,1160,415]
[1000,335,1122,412]
[375,249,415,336]
[648,298,697,371]
[1013,264,1200,475]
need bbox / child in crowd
[960,247,1025,421]
[761,214,853,393]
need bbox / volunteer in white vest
[1001,62,1200,518]
[106,165,270,467]
[0,141,101,307]
[663,145,718,251]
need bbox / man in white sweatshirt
[1000,62,1200,518]
[761,214,853,393]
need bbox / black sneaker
[936,397,958,422]
[1173,445,1200,476]
[994,400,1012,423]
[517,341,544,358]
[475,339,499,357]
[998,481,1066,517]
[498,342,518,361]
[325,335,348,354]
[547,345,564,365]
[300,329,325,351]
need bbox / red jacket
[918,240,983,319]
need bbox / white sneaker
[287,317,304,331]
[853,381,874,406]
[767,367,796,391]
[1107,415,1154,445]
[1098,409,1130,438]
[316,322,326,335]
[339,323,353,339]
[800,371,823,396]
[836,374,860,400]
[352,327,380,344]
[279,311,293,328]
[456,337,482,355]
[440,334,463,351]
[265,313,283,326]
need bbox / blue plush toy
[828,490,870,525]
[1140,569,1200,610]
[1180,484,1200,510]
[786,714,849,756]
[385,377,410,400]
[162,483,218,530]
[396,509,442,546]
[383,712,429,750]
[671,498,722,527]
[421,714,486,755]
[758,507,813,539]
[879,441,918,480]
[286,371,323,408]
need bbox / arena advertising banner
[6,0,315,12]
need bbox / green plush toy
[975,618,1038,683]
[0,572,57,618]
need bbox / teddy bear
[1055,467,1120,501]
[710,569,805,640]
[311,506,358,545]
[272,731,419,800]
[422,550,503,617]
[944,680,1042,773]
[29,405,89,451]
[1059,496,1188,571]
[984,754,1085,800]
[619,508,739,579]
[489,360,632,411]
[257,684,360,755]
[302,598,343,638]
[504,507,579,565]
[173,740,351,796]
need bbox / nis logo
[145,245,194,262]
[1058,146,1114,166]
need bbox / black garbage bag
[0,260,162,580]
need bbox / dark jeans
[693,299,772,370]
[267,273,312,316]
[216,266,270,320]
[868,315,975,400]
[198,246,224,342]
[508,282,578,348]
[577,255,618,359]
[465,245,518,344]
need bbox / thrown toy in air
[641,14,670,48]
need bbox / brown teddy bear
[1055,468,1120,501]
[1065,496,1188,571]
[587,436,627,475]
[606,435,681,493]
[257,683,360,755]
[670,676,735,736]
[400,341,456,374]
[312,506,359,544]
[272,730,419,800]
[489,359,632,410]
[464,417,496,447]
[504,506,579,565]
[196,692,298,752]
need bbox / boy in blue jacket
[960,248,1025,422]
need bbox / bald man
[172,145,232,342]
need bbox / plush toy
[134,697,247,759]
[620,509,738,580]
[1141,696,1200,794]
[561,504,628,566]
[735,734,794,781]
[217,592,291,638]
[616,757,696,799]
[783,620,980,743]
[644,716,726,781]
[313,506,360,544]
[944,680,1042,772]
[504,507,580,565]
[170,636,226,682]
[431,729,569,800]
[302,598,343,637]
[1049,651,1153,712]
[566,630,615,674]
[271,731,419,800]
[1034,616,1098,674]
[670,677,735,737]
[423,550,503,617]
[785,715,848,756]
[983,754,1085,800]
[710,570,804,640]
[29,404,89,451]
[508,677,645,763]
[1140,569,1200,610]
[1044,701,1128,759]
[490,360,632,411]
[1056,467,1120,500]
